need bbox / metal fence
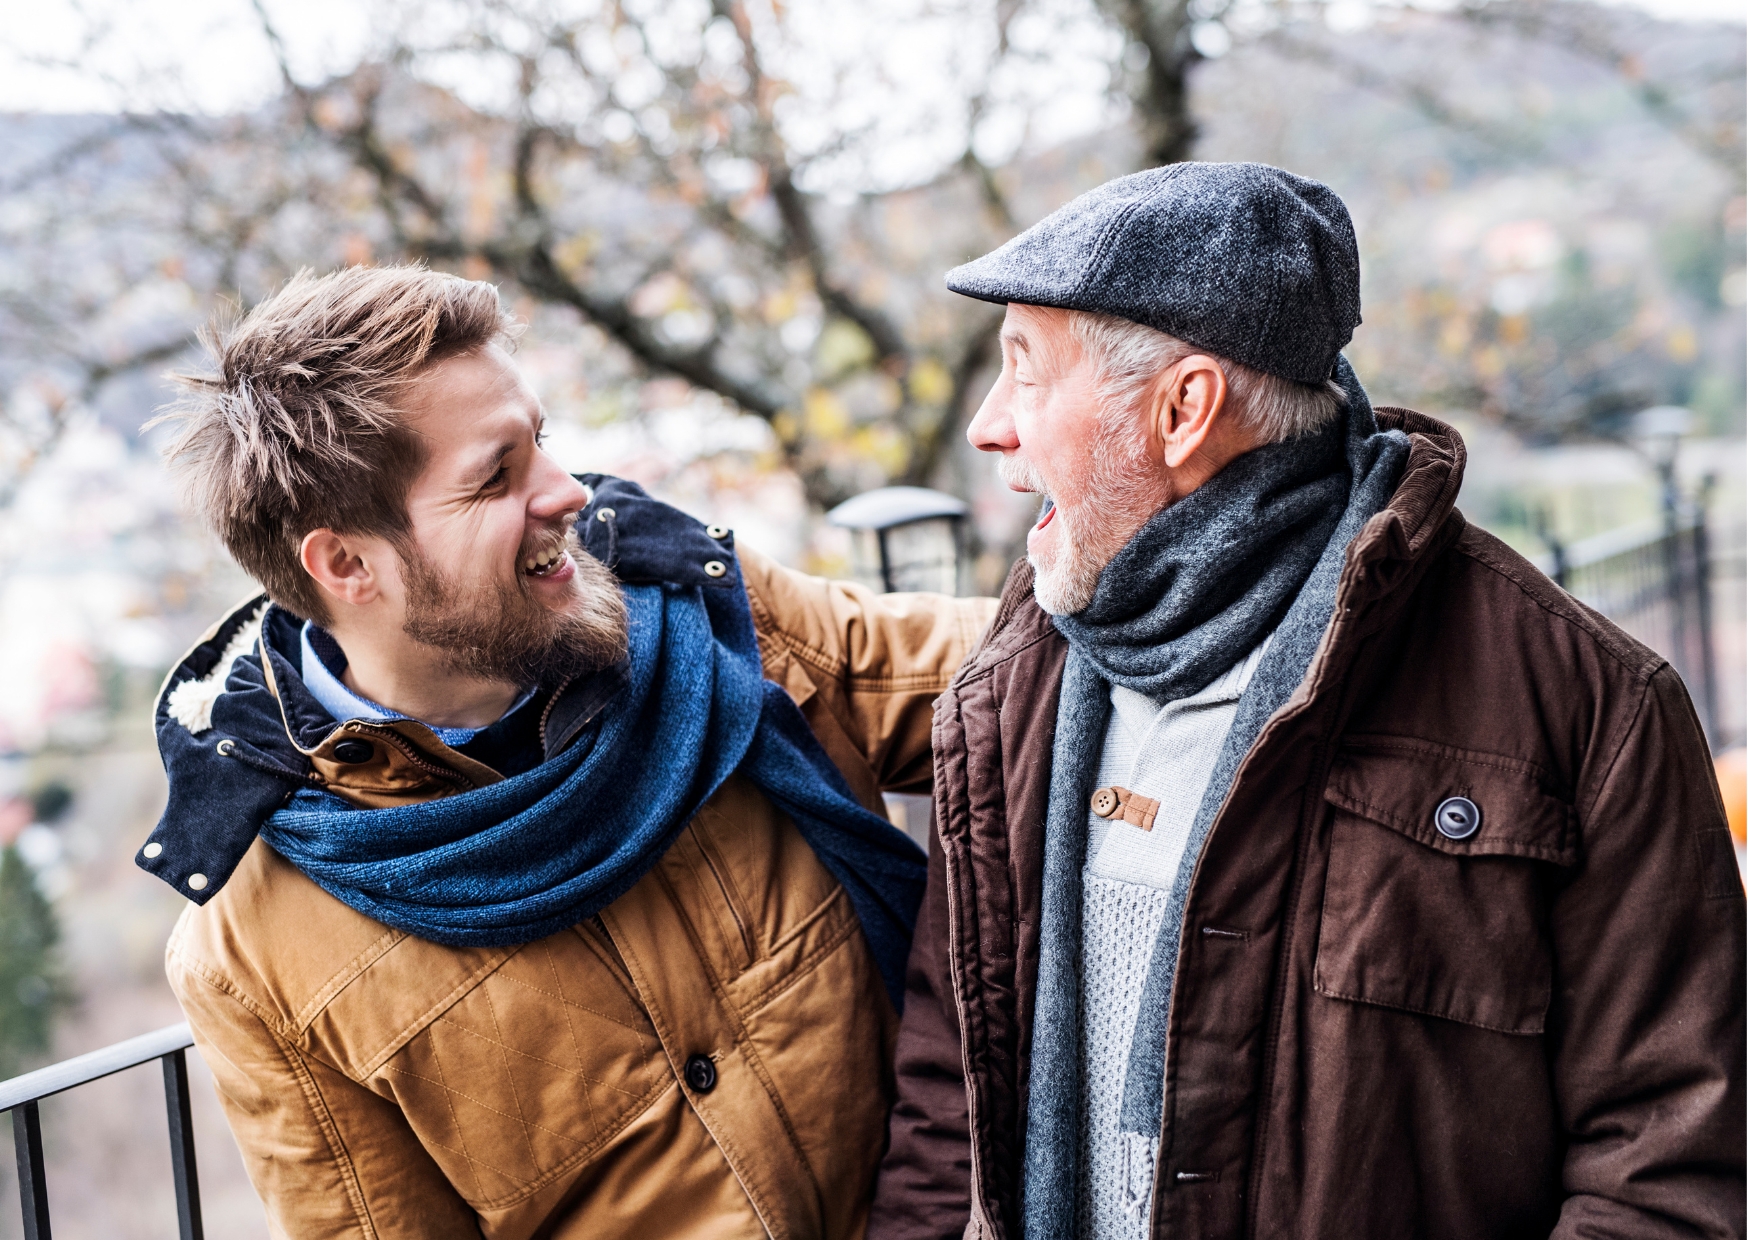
[2,1024,203,1239]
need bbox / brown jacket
[165,546,996,1239]
[869,410,1746,1239]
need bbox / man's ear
[299,529,384,610]
[1149,354,1230,469]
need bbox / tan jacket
[165,546,996,1239]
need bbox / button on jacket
[868,409,1746,1239]
[164,544,996,1239]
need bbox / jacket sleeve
[738,543,998,807]
[1549,664,1746,1238]
[867,809,974,1240]
[166,944,481,1240]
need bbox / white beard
[999,412,1158,617]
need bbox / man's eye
[482,466,508,491]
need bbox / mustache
[998,453,1049,499]
[518,517,581,563]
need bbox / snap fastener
[706,524,729,539]
[1434,796,1481,840]
[703,560,727,578]
[333,739,374,764]
[1090,787,1120,818]
[684,1054,717,1093]
[143,842,163,859]
[187,873,208,891]
[596,507,616,522]
[215,739,235,756]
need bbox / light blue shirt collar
[299,622,531,747]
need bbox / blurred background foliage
[0,0,1741,1232]
[1,0,1741,517]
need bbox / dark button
[683,1054,717,1093]
[1434,796,1481,840]
[333,739,374,764]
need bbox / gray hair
[1067,311,1345,443]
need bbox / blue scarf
[258,571,927,1009]
[1021,360,1409,1233]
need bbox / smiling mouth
[1035,503,1057,531]
[521,542,571,578]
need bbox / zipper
[357,724,479,791]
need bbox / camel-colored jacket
[164,545,996,1239]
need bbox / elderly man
[138,264,994,1238]
[869,163,1744,1239]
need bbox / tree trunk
[1100,0,1201,167]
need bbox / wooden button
[1091,787,1120,817]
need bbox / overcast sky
[1,0,1740,115]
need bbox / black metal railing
[1,1023,203,1240]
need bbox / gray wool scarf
[1021,359,1408,1236]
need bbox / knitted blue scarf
[258,572,927,1008]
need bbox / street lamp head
[1633,405,1694,444]
[827,486,970,595]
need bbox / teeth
[522,545,566,576]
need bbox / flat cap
[946,162,1360,384]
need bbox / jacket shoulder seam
[1452,536,1661,682]
[349,944,525,1078]
[1576,663,1658,827]
[290,926,409,1030]
[166,937,300,1042]
[173,950,381,1236]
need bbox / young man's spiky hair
[158,265,518,624]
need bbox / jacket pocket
[1314,736,1576,1035]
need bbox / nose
[966,377,1018,455]
[528,451,592,522]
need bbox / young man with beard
[139,265,995,1239]
[869,163,1744,1238]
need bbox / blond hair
[157,266,517,624]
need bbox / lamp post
[826,485,970,596]
[1631,405,1718,746]
[827,485,971,847]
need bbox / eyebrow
[1001,329,1031,354]
[464,441,516,488]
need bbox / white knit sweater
[1076,640,1268,1240]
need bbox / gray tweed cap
[945,162,1360,385]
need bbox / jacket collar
[138,473,736,905]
